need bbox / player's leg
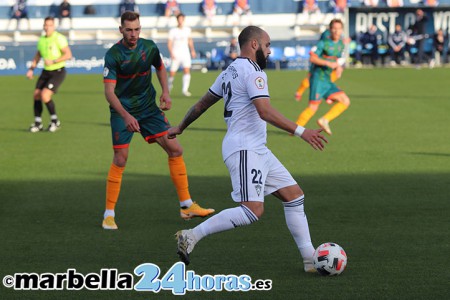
[181,53,192,97]
[176,150,264,264]
[295,76,323,126]
[102,116,133,230]
[155,133,215,219]
[30,88,44,132]
[168,58,180,93]
[41,69,67,132]
[265,152,315,272]
[317,88,350,135]
[295,74,310,101]
[40,88,60,132]
[103,147,128,230]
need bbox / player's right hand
[124,114,140,132]
[26,70,33,80]
[167,126,182,139]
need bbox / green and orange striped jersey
[310,38,345,80]
[103,38,164,115]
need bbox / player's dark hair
[44,16,55,23]
[238,26,264,48]
[177,13,185,21]
[121,11,140,25]
[329,18,343,29]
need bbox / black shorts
[35,68,67,93]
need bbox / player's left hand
[160,93,172,111]
[301,128,328,151]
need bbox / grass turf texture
[0,68,449,299]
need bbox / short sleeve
[56,34,69,50]
[103,50,117,83]
[208,72,225,98]
[244,71,269,101]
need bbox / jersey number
[251,169,262,184]
[222,81,232,118]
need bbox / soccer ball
[313,242,347,276]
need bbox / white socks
[168,76,174,92]
[182,74,191,93]
[104,209,115,218]
[180,199,193,208]
[283,196,315,259]
[192,205,257,241]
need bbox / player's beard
[256,47,267,70]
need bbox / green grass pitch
[0,68,449,299]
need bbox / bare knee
[241,202,264,219]
[113,149,128,167]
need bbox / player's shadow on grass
[408,151,450,157]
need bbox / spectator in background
[429,29,448,67]
[119,0,139,16]
[423,0,439,6]
[388,24,407,66]
[165,0,181,18]
[303,0,321,15]
[362,0,379,7]
[386,0,404,7]
[357,24,379,66]
[232,0,252,25]
[224,37,240,67]
[409,9,428,66]
[8,0,30,30]
[59,0,72,29]
[331,0,348,14]
[202,0,217,25]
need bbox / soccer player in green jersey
[295,19,350,135]
[26,17,72,133]
[102,11,214,230]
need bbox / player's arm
[155,60,171,111]
[104,81,140,132]
[310,53,338,69]
[168,91,221,138]
[44,45,72,66]
[167,37,174,59]
[253,97,327,151]
[26,51,41,79]
[188,37,196,58]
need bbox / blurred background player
[295,19,350,135]
[26,17,72,133]
[102,11,214,230]
[168,13,196,97]
[294,28,346,101]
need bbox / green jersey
[310,38,345,80]
[103,38,163,116]
[37,31,68,71]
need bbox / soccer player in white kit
[168,13,196,97]
[168,26,327,272]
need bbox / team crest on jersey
[255,77,265,89]
[103,67,109,77]
[255,184,262,196]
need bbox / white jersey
[209,57,270,161]
[168,26,191,56]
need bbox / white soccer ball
[313,242,347,276]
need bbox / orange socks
[168,156,191,202]
[296,106,316,127]
[322,102,349,122]
[105,163,125,210]
[296,77,310,95]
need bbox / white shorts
[170,52,191,72]
[224,150,297,203]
